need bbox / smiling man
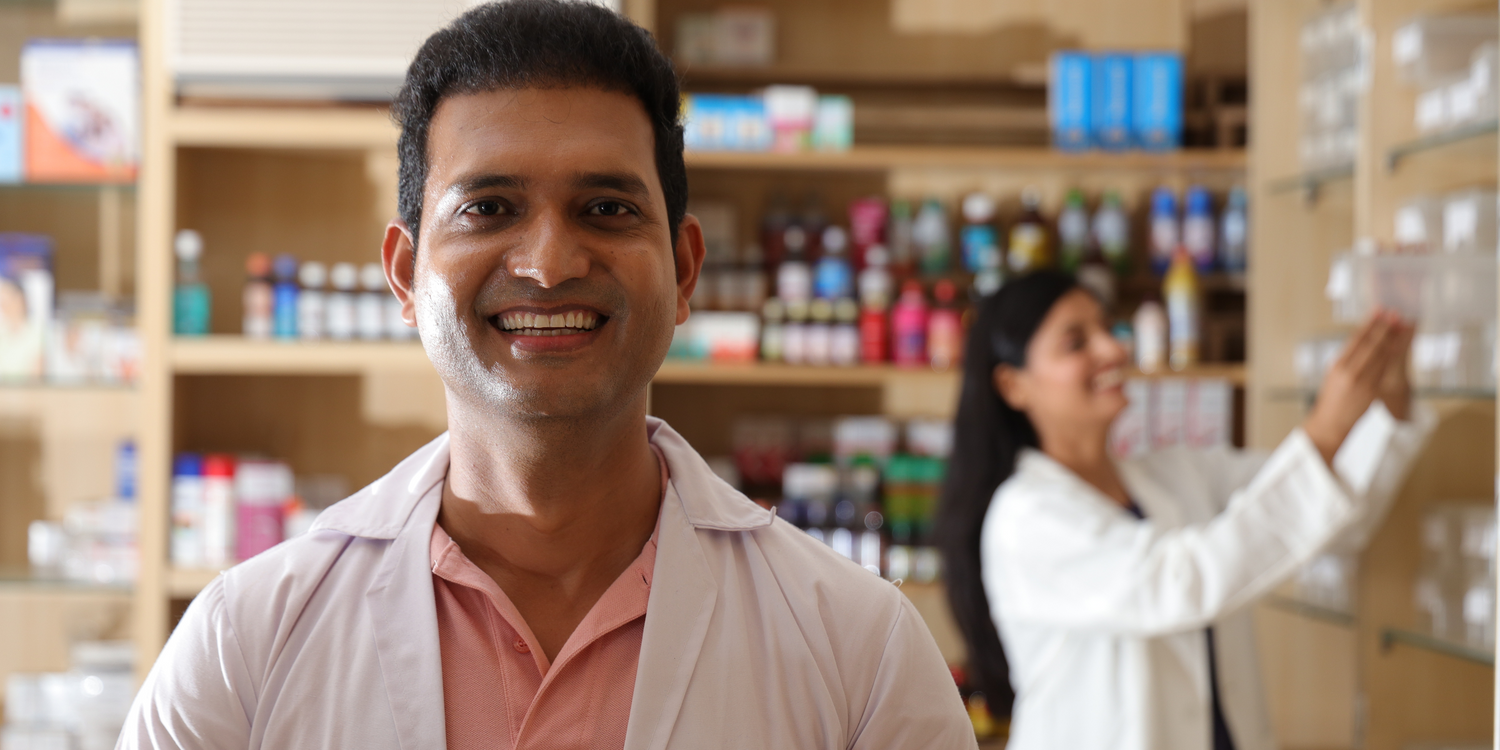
[118,2,975,749]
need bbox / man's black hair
[392,0,687,244]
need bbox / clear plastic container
[1300,3,1364,171]
[1417,503,1497,648]
[1394,195,1444,247]
[1327,250,1497,326]
[1442,189,1498,254]
[1392,14,1498,88]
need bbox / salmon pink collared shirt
[429,448,668,750]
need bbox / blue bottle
[1220,186,1249,274]
[1149,188,1179,275]
[1182,186,1216,273]
[813,226,854,300]
[272,254,300,339]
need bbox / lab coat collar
[1014,448,1171,521]
[311,417,776,541]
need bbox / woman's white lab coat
[983,403,1433,750]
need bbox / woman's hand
[1377,321,1414,421]
[1303,311,1413,465]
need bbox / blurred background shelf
[685,146,1246,173]
[1380,627,1495,667]
[1386,119,1499,171]
[1266,163,1355,199]
[1264,594,1357,629]
[167,106,397,150]
[164,567,224,599]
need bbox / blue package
[1133,52,1183,151]
[730,95,770,151]
[0,86,20,183]
[1049,52,1092,150]
[1092,53,1134,150]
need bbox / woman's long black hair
[936,270,1079,714]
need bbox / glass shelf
[1386,119,1499,171]
[1266,387,1496,405]
[1264,594,1357,628]
[1267,163,1354,202]
[1380,627,1494,667]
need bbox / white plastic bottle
[170,454,205,567]
[297,262,327,340]
[202,454,236,567]
[1133,298,1167,373]
[326,263,358,340]
[357,263,387,340]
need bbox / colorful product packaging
[1092,53,1134,150]
[813,95,854,152]
[0,233,54,380]
[0,85,21,183]
[1185,379,1232,449]
[1148,377,1188,449]
[21,39,139,183]
[1049,51,1093,150]
[1108,378,1152,458]
[1132,52,1183,151]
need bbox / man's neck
[437,390,662,660]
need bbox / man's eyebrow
[446,173,527,197]
[572,171,652,198]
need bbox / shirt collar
[311,417,774,540]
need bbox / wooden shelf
[170,337,1244,386]
[170,336,430,375]
[168,106,397,150]
[686,146,1246,173]
[165,568,226,599]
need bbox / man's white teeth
[497,310,600,334]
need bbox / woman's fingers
[1344,312,1395,378]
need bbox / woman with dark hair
[936,271,1432,750]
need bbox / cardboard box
[0,85,20,184]
[1049,52,1092,151]
[21,39,139,183]
[1092,53,1134,150]
[1132,52,1183,151]
[1186,378,1232,449]
[1149,378,1187,449]
[1108,378,1152,458]
[0,234,54,380]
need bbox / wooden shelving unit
[1250,2,1497,748]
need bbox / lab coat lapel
[624,478,718,750]
[366,478,448,750]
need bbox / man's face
[383,87,702,421]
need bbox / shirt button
[513,639,529,654]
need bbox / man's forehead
[426,86,657,184]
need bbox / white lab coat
[120,418,976,750]
[984,402,1434,750]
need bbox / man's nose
[507,208,591,288]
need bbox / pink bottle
[235,459,292,561]
[891,280,929,368]
[927,279,964,370]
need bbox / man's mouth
[493,309,604,337]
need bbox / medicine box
[1049,52,1092,151]
[0,85,20,183]
[0,233,54,380]
[1092,53,1134,150]
[1132,52,1183,151]
[20,39,139,183]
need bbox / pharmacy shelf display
[1250,2,1499,748]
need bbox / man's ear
[993,363,1028,411]
[381,220,419,329]
[673,214,707,325]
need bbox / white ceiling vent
[168,0,622,101]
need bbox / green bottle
[173,229,211,336]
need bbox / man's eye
[591,201,631,217]
[465,200,503,216]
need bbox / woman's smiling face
[994,288,1131,434]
